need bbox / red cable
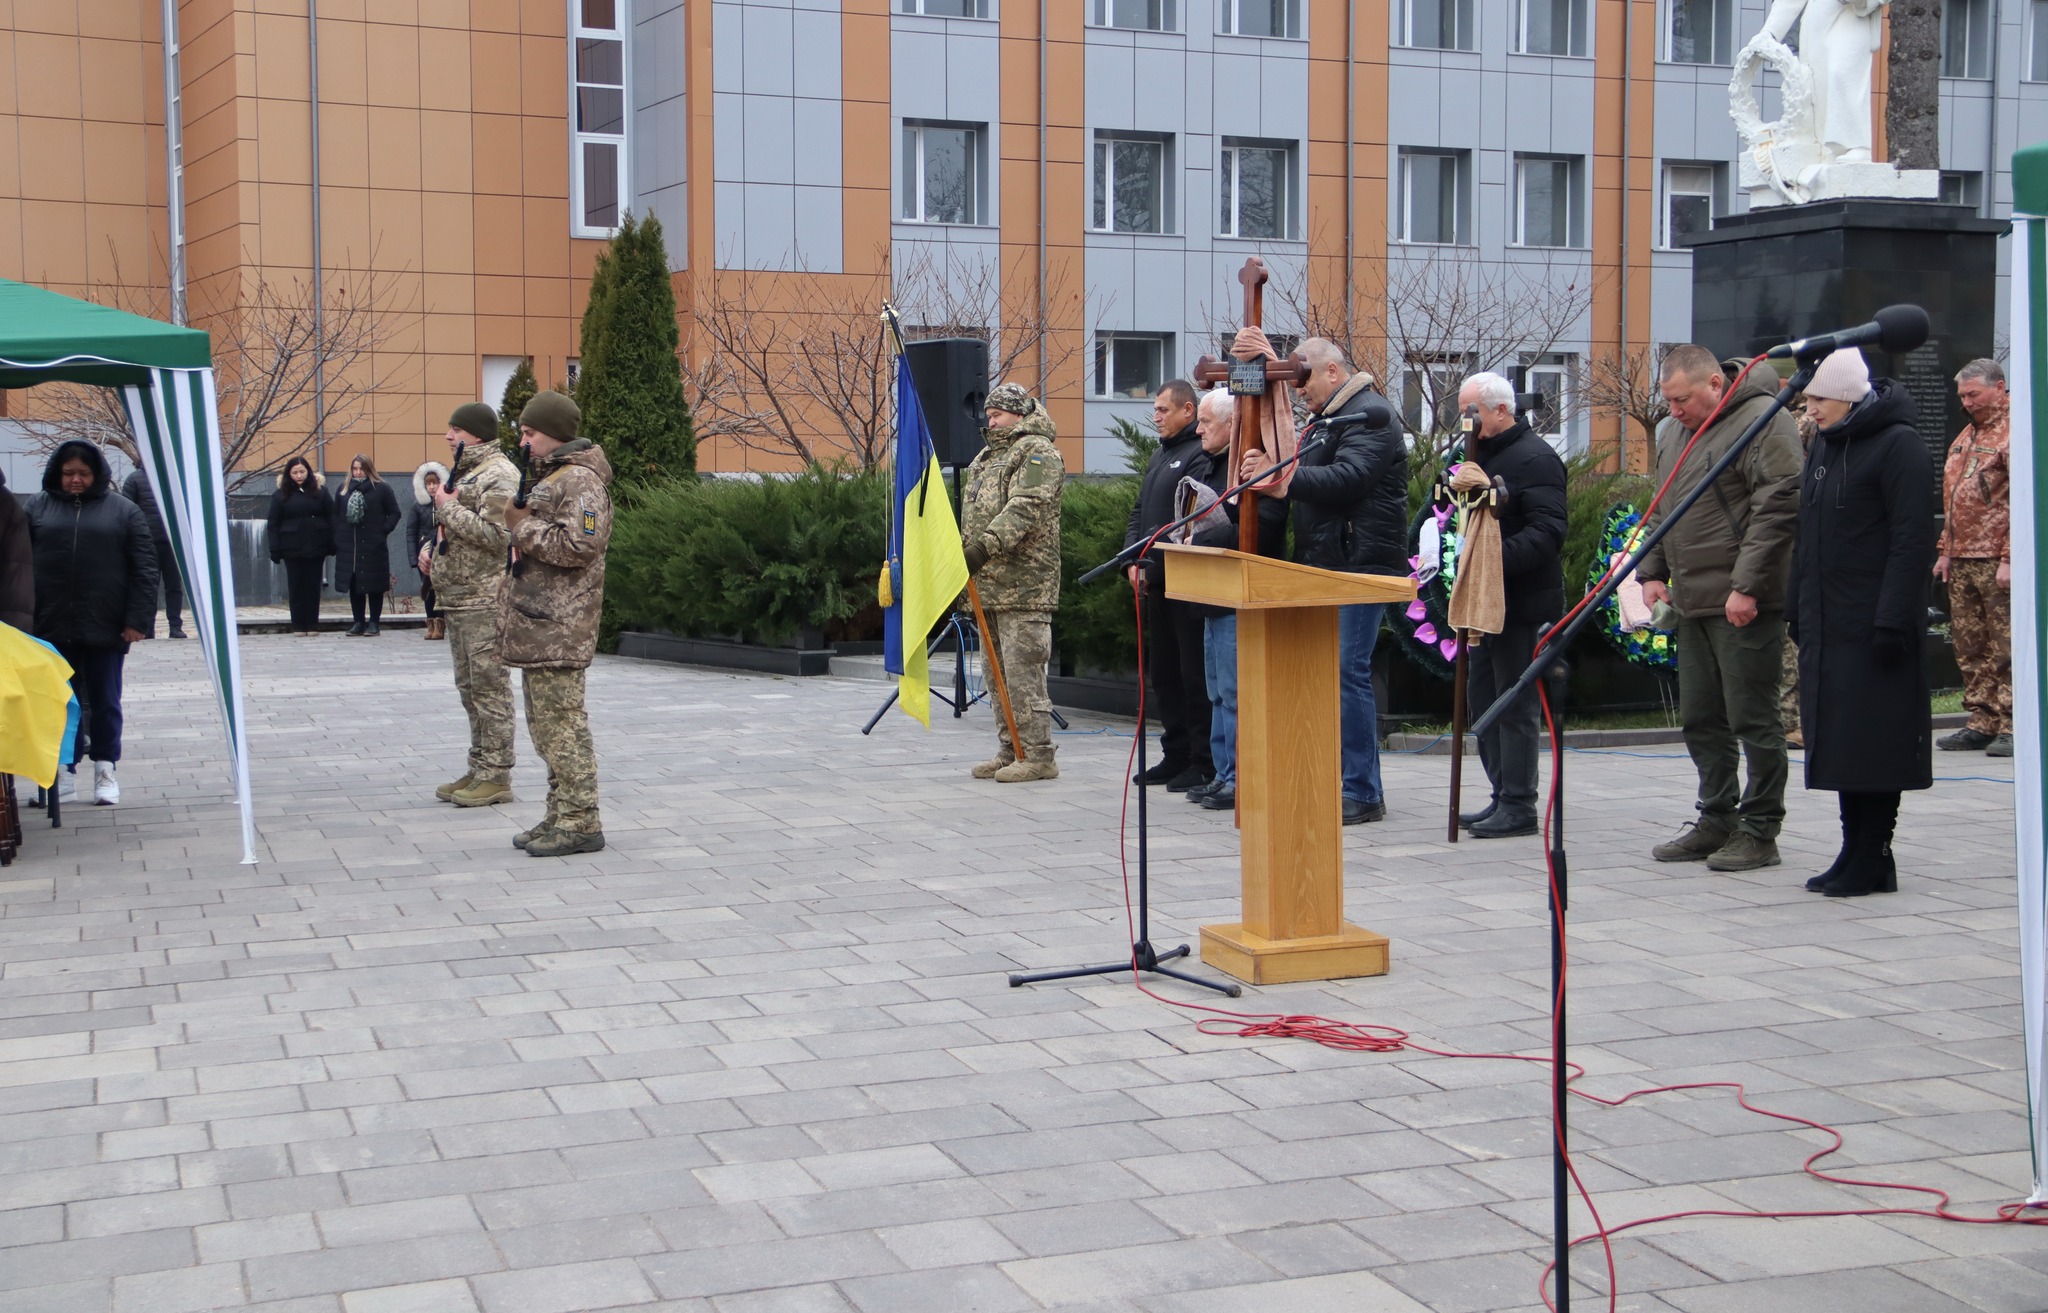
[1101,428,2047,1313]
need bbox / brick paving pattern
[0,632,2036,1312]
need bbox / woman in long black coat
[330,453,402,637]
[1786,350,1937,897]
[267,457,335,634]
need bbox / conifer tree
[497,358,537,454]
[575,212,695,482]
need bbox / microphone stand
[1467,361,1814,1313]
[1009,437,1326,997]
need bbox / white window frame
[1219,139,1295,240]
[1399,0,1475,50]
[1938,171,1984,209]
[1521,355,1577,453]
[569,0,629,239]
[901,121,985,226]
[1401,354,1473,437]
[1091,0,1178,30]
[1093,333,1173,399]
[1664,0,1730,65]
[2032,0,2048,81]
[1941,0,1993,78]
[1513,154,1582,249]
[1397,148,1469,246]
[1092,133,1172,235]
[900,0,991,15]
[1219,0,1302,37]
[1516,0,1588,55]
[1659,161,1718,250]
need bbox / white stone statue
[1730,0,1937,206]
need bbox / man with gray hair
[1638,344,1804,871]
[1935,358,2012,756]
[1452,370,1567,839]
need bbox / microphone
[1766,304,1930,362]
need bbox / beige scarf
[1228,328,1305,498]
[1446,462,1506,637]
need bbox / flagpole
[965,581,1025,761]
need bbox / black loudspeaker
[905,337,989,467]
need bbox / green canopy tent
[0,278,256,863]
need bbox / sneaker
[436,773,475,803]
[1165,767,1213,793]
[513,822,555,851]
[527,828,606,857]
[1651,819,1732,863]
[92,761,119,806]
[1468,804,1538,839]
[1706,831,1781,872]
[1937,726,1995,751]
[450,778,514,808]
[993,758,1059,782]
[1987,733,2014,759]
[1199,787,1237,810]
[57,770,77,802]
[970,755,1014,780]
[1341,799,1386,825]
[1133,760,1184,786]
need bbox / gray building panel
[744,94,798,184]
[792,98,843,188]
[631,0,690,270]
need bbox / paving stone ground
[1,632,2040,1313]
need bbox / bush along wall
[1055,476,1142,678]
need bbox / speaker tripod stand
[861,612,1070,735]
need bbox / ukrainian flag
[881,330,970,726]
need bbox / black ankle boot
[1806,794,1858,892]
[1821,792,1900,897]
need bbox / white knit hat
[1806,348,1871,403]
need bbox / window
[1401,0,1475,49]
[1518,0,1586,55]
[1398,149,1469,245]
[1093,134,1169,234]
[1092,0,1177,29]
[1220,140,1293,239]
[570,0,627,237]
[1514,155,1582,248]
[1401,355,1471,436]
[1221,0,1300,36]
[1666,0,1730,64]
[1094,334,1171,398]
[1661,162,1718,248]
[901,0,988,14]
[1939,171,1984,208]
[1520,355,1576,451]
[2034,0,2048,79]
[902,122,983,224]
[1942,0,1992,78]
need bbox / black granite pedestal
[1685,199,2005,474]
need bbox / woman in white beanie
[1785,348,1937,897]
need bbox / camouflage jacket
[1938,401,2009,560]
[432,444,520,611]
[499,439,614,669]
[961,410,1063,612]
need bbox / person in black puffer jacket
[1786,349,1936,898]
[1239,337,1409,825]
[267,456,335,634]
[1454,372,1568,840]
[330,453,402,637]
[120,467,185,638]
[23,440,160,805]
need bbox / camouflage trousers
[522,666,601,833]
[1950,557,2013,735]
[1779,633,1800,739]
[445,607,514,783]
[981,608,1055,763]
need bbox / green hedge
[1056,477,1141,676]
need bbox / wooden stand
[1158,544,1416,985]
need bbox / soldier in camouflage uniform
[500,392,614,856]
[1935,359,2012,758]
[961,381,1064,782]
[421,403,523,807]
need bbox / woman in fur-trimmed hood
[408,462,449,638]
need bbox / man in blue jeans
[1238,337,1409,824]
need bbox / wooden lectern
[1156,544,1417,985]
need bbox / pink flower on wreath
[1406,600,1429,622]
[1415,623,1438,645]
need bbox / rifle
[433,441,465,556]
[508,441,536,577]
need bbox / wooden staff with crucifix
[1191,257,1310,556]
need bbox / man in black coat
[1124,379,1219,791]
[1453,372,1568,839]
[1240,337,1409,824]
[120,467,185,638]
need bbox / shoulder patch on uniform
[582,507,598,535]
[1019,453,1052,490]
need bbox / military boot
[513,820,557,850]
[993,758,1058,783]
[970,754,1014,780]
[527,828,606,857]
[451,778,514,808]
[1651,818,1732,863]
[436,773,475,803]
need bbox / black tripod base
[1008,940,1243,997]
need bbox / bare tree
[1577,345,1671,472]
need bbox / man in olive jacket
[960,381,1063,782]
[501,391,613,857]
[1638,345,1803,871]
[420,403,522,809]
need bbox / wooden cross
[1192,257,1310,555]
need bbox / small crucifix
[1192,256,1310,555]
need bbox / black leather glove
[963,542,988,574]
[1871,628,1909,671]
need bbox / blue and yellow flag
[881,347,970,726]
